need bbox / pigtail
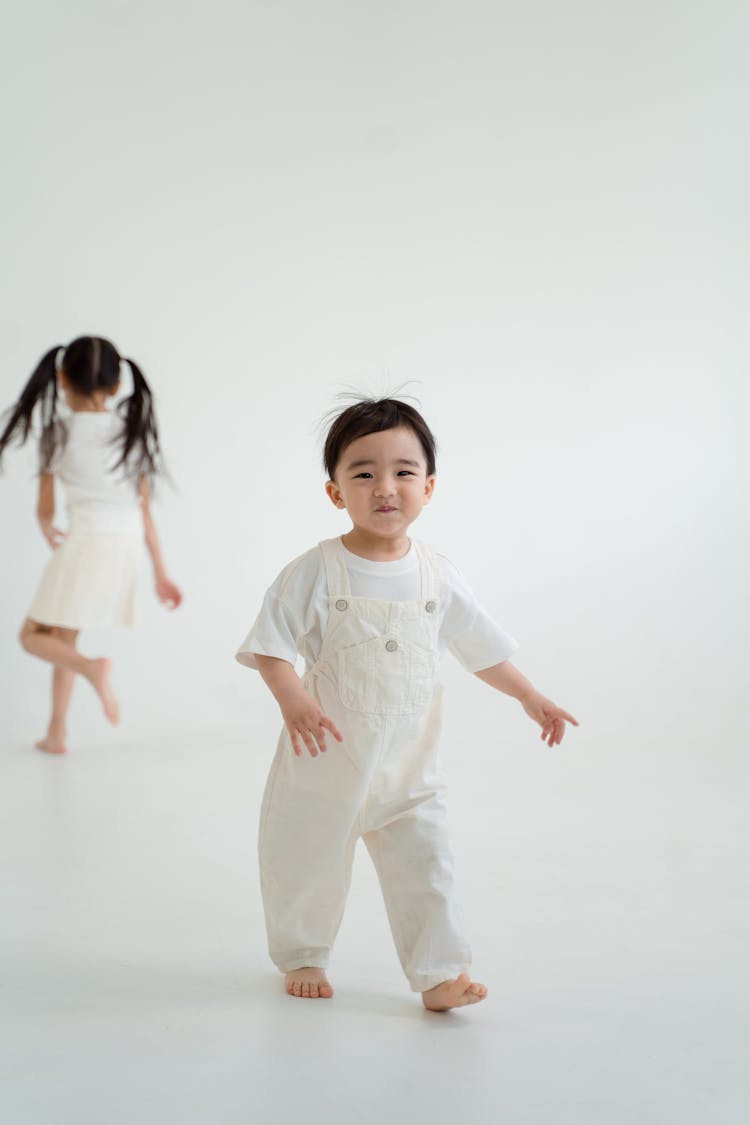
[0,346,62,471]
[114,358,162,482]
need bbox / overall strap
[318,537,352,598]
[414,540,441,602]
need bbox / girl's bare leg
[36,671,75,754]
[20,619,119,725]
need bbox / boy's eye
[353,470,415,479]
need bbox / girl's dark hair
[0,336,162,481]
[323,397,437,479]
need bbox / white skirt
[28,530,143,630]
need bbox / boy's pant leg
[259,731,362,972]
[363,789,472,992]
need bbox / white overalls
[258,536,471,992]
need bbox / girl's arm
[474,660,579,747]
[255,654,343,758]
[139,478,182,609]
[37,473,64,549]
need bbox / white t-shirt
[236,540,518,675]
[47,412,143,535]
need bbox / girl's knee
[19,618,49,650]
[19,620,36,650]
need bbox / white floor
[1,723,747,1125]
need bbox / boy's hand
[281,691,344,758]
[254,655,344,758]
[521,691,579,747]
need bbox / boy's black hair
[0,336,162,481]
[323,397,437,479]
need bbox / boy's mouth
[375,506,397,512]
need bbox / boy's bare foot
[34,735,67,754]
[90,658,119,724]
[422,973,488,1011]
[285,967,334,999]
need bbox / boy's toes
[422,973,488,1011]
[466,987,486,1005]
[285,968,333,999]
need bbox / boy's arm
[255,654,343,758]
[139,477,182,609]
[475,660,579,747]
[37,473,64,549]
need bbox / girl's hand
[521,691,579,748]
[281,692,344,758]
[41,522,65,550]
[155,576,183,610]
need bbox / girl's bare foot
[90,657,119,724]
[285,967,334,999]
[34,735,67,754]
[422,973,488,1011]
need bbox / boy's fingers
[290,725,316,757]
[321,716,344,742]
[301,729,318,757]
[322,718,343,742]
[289,712,342,757]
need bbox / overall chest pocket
[337,634,437,716]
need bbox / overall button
[385,639,399,652]
[425,599,437,613]
[335,599,348,611]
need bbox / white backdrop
[2,0,746,747]
[0,3,748,1108]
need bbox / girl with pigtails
[0,336,182,753]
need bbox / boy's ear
[423,475,436,503]
[325,479,346,509]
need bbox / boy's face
[326,425,435,540]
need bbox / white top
[235,539,519,674]
[47,412,143,535]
